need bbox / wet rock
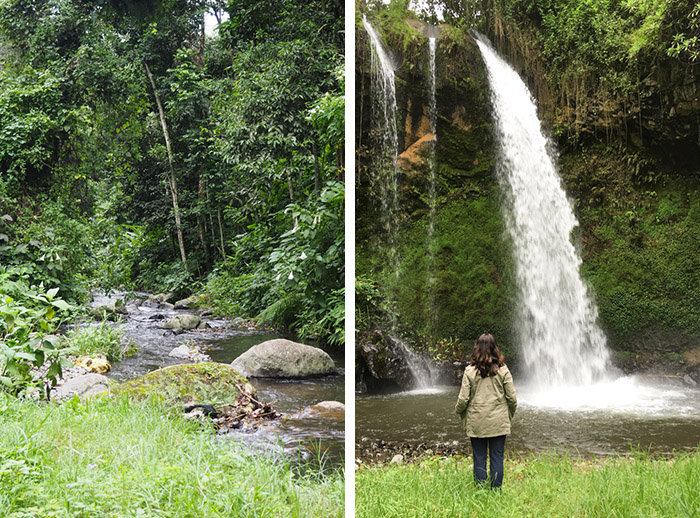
[73,355,111,374]
[355,439,470,466]
[89,305,125,321]
[113,362,256,406]
[356,329,415,393]
[231,339,335,378]
[230,317,246,328]
[683,374,697,387]
[390,454,404,465]
[153,293,174,303]
[160,314,205,331]
[168,344,211,362]
[169,345,193,359]
[174,294,206,310]
[53,373,113,401]
[311,401,345,411]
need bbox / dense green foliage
[0,393,343,516]
[356,452,700,517]
[0,267,74,398]
[0,0,344,343]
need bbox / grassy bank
[356,452,700,517]
[0,394,343,517]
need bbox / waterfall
[363,18,443,390]
[363,16,401,281]
[473,33,613,389]
[390,335,441,390]
[426,37,438,331]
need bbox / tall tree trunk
[217,208,226,258]
[287,170,294,202]
[312,136,320,193]
[197,175,210,267]
[144,61,187,264]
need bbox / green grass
[356,452,700,517]
[62,321,136,361]
[0,393,343,517]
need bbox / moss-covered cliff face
[356,10,516,358]
[357,2,700,376]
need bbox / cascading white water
[426,36,438,330]
[364,19,444,390]
[363,16,401,281]
[473,33,613,390]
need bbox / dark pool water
[356,377,700,457]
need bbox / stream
[89,292,345,466]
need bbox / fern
[256,293,304,327]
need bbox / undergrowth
[356,451,700,517]
[0,393,344,517]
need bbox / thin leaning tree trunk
[144,61,187,263]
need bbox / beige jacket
[455,364,517,438]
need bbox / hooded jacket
[455,364,517,438]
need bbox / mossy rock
[113,362,256,406]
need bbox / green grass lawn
[0,393,343,517]
[356,451,700,517]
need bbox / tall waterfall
[363,16,401,281]
[426,36,438,330]
[473,33,613,389]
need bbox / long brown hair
[470,333,505,378]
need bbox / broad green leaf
[51,300,72,312]
[46,361,62,380]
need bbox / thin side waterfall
[426,36,438,331]
[391,336,440,390]
[363,16,401,282]
[364,17,440,390]
[473,33,613,390]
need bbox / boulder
[73,356,111,374]
[174,294,206,310]
[160,314,205,331]
[169,345,192,359]
[311,400,345,412]
[112,362,256,406]
[89,305,125,321]
[53,373,112,401]
[230,317,246,328]
[356,329,415,392]
[168,344,211,362]
[231,339,335,378]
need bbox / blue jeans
[470,435,506,488]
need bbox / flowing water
[89,292,344,464]
[426,36,438,331]
[363,16,401,282]
[473,32,612,390]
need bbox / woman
[455,333,517,489]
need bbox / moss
[114,362,255,406]
[562,145,700,352]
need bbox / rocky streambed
[54,291,345,464]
